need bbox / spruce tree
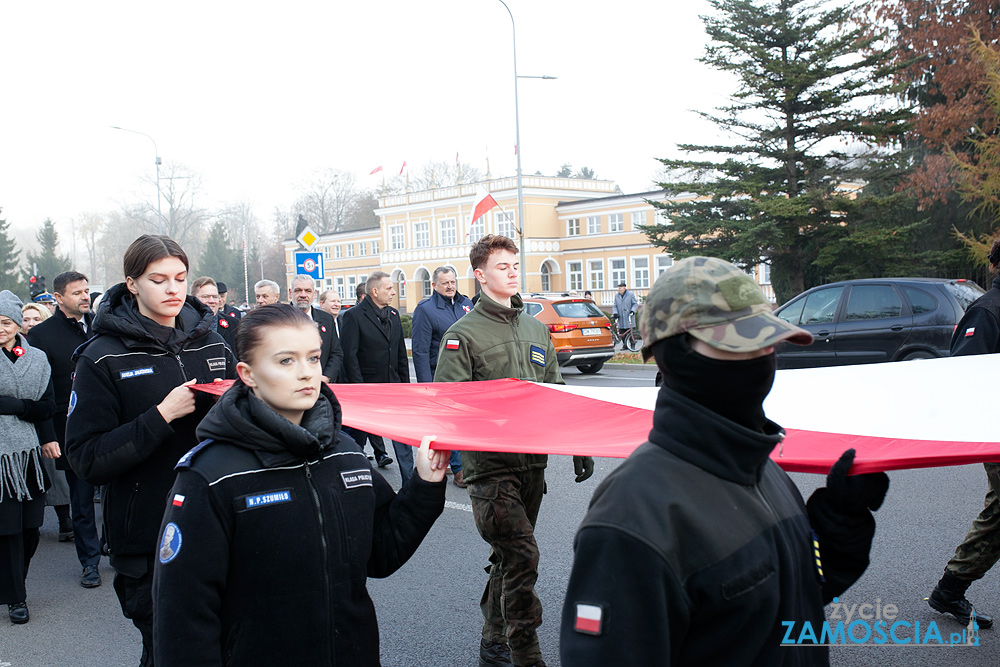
[0,209,22,295]
[645,0,910,303]
[25,218,69,292]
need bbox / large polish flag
[471,185,500,223]
[193,354,1000,475]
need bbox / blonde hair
[21,303,51,331]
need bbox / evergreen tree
[197,220,242,295]
[0,209,22,295]
[645,0,910,303]
[25,218,70,291]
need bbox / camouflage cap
[640,256,812,357]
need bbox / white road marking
[445,500,473,513]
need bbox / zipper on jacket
[175,354,188,381]
[510,311,525,379]
[304,461,334,655]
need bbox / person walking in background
[27,271,104,589]
[0,290,57,624]
[152,303,448,666]
[434,235,595,667]
[612,282,639,335]
[340,272,412,483]
[65,235,235,665]
[412,266,473,487]
[928,239,1000,628]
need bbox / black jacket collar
[647,386,784,486]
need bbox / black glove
[0,396,25,416]
[573,456,594,483]
[825,449,889,513]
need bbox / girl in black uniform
[152,304,449,667]
[65,235,235,665]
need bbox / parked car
[773,278,985,369]
[522,295,615,374]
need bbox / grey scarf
[0,335,50,502]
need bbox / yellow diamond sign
[297,226,318,249]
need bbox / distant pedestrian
[340,272,412,481]
[0,290,57,625]
[215,281,242,320]
[612,282,638,332]
[411,267,473,487]
[928,239,1000,628]
[152,303,448,666]
[560,256,888,666]
[27,271,104,589]
[65,235,235,665]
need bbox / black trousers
[67,468,101,568]
[113,556,155,667]
[0,527,40,605]
[346,428,388,458]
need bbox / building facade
[283,176,775,313]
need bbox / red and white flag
[574,604,603,635]
[370,166,383,175]
[456,151,460,165]
[471,185,499,222]
[399,161,407,175]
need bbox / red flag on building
[456,151,460,165]
[370,166,383,175]
[471,184,499,222]
[399,161,407,175]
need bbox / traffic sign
[297,225,319,249]
[295,252,324,280]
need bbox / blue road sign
[295,252,324,280]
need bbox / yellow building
[283,176,776,312]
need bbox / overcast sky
[0,0,731,256]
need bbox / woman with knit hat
[0,290,57,624]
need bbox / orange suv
[522,294,615,374]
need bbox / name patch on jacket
[119,367,155,380]
[206,357,226,372]
[341,469,374,489]
[529,345,546,366]
[239,489,295,511]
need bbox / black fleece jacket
[65,283,236,561]
[153,382,446,667]
[561,387,875,667]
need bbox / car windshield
[553,301,604,318]
[944,281,987,311]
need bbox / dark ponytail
[235,303,313,363]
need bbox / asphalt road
[2,363,997,666]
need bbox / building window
[610,258,627,287]
[347,276,357,300]
[346,243,354,258]
[588,259,605,290]
[655,254,674,277]
[632,256,650,289]
[440,218,457,246]
[655,209,671,225]
[468,216,485,243]
[414,221,430,248]
[759,262,771,285]
[587,216,601,234]
[334,244,342,259]
[495,211,516,240]
[398,272,407,298]
[372,239,380,254]
[567,218,580,236]
[609,213,623,233]
[360,242,367,256]
[541,263,551,291]
[390,225,405,251]
[323,247,331,259]
[630,211,647,229]
[336,276,345,298]
[416,268,431,298]
[568,261,583,291]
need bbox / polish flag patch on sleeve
[574,603,603,636]
[445,339,461,351]
[172,494,185,507]
[965,327,976,337]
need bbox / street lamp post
[497,1,555,293]
[111,126,163,234]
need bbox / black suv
[773,278,985,369]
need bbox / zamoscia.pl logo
[781,597,980,647]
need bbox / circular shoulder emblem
[159,522,183,564]
[68,390,78,416]
[12,346,25,357]
[320,325,327,333]
[219,318,229,328]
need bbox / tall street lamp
[111,126,163,234]
[497,0,555,292]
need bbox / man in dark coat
[290,275,343,383]
[26,270,103,589]
[215,282,242,321]
[340,271,413,482]
[191,277,239,355]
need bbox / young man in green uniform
[434,234,594,667]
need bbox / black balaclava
[652,334,776,432]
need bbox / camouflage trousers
[468,469,545,667]
[947,462,1000,580]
